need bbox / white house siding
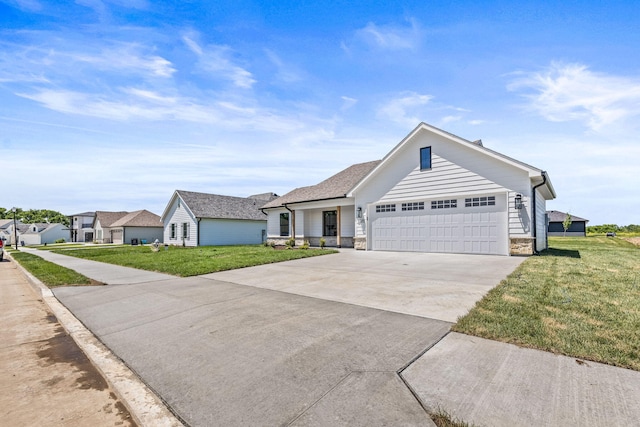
[199,219,266,246]
[163,196,197,247]
[94,221,107,243]
[354,131,531,243]
[535,188,548,251]
[267,208,289,237]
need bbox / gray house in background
[547,210,589,236]
[161,190,278,247]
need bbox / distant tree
[0,207,69,226]
[562,212,573,237]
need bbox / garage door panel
[371,194,507,255]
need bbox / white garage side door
[370,195,507,255]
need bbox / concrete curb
[7,252,184,427]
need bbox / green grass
[10,251,93,287]
[454,236,640,370]
[51,244,339,277]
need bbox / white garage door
[370,195,507,255]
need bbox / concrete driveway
[52,250,524,426]
[206,250,525,322]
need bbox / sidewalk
[0,257,136,426]
[2,252,183,427]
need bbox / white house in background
[68,211,95,242]
[17,223,69,245]
[1,219,22,245]
[263,122,556,256]
[161,190,278,247]
[109,210,164,244]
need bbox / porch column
[336,206,341,248]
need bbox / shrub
[300,240,310,250]
[54,238,65,243]
[285,237,295,248]
[319,238,326,249]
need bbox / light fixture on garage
[356,206,363,219]
[514,194,523,210]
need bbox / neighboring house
[0,219,21,245]
[161,190,278,247]
[18,223,69,245]
[68,211,96,242]
[109,210,164,244]
[547,210,588,237]
[93,211,129,243]
[263,122,556,256]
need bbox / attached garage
[369,194,508,255]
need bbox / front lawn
[454,236,640,370]
[51,244,338,277]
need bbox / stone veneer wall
[354,237,366,250]
[510,237,534,256]
[267,237,354,248]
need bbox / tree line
[0,207,70,226]
[587,224,640,234]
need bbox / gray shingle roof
[111,210,163,227]
[177,190,269,221]
[546,210,589,223]
[262,160,381,209]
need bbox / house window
[465,196,496,207]
[402,202,425,211]
[431,199,458,209]
[280,213,289,236]
[420,146,432,170]
[375,204,396,213]
[170,223,176,239]
[182,222,189,239]
[323,211,337,237]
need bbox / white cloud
[440,115,461,124]
[377,92,433,126]
[355,19,421,50]
[508,62,640,131]
[264,49,302,83]
[340,96,358,111]
[183,35,256,89]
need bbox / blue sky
[1,0,639,225]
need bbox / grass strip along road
[9,250,92,287]
[455,236,640,371]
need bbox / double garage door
[370,194,508,255]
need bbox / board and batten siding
[535,187,548,251]
[199,219,266,246]
[163,196,197,246]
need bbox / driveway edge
[8,252,184,427]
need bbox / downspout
[197,218,201,247]
[531,171,548,254]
